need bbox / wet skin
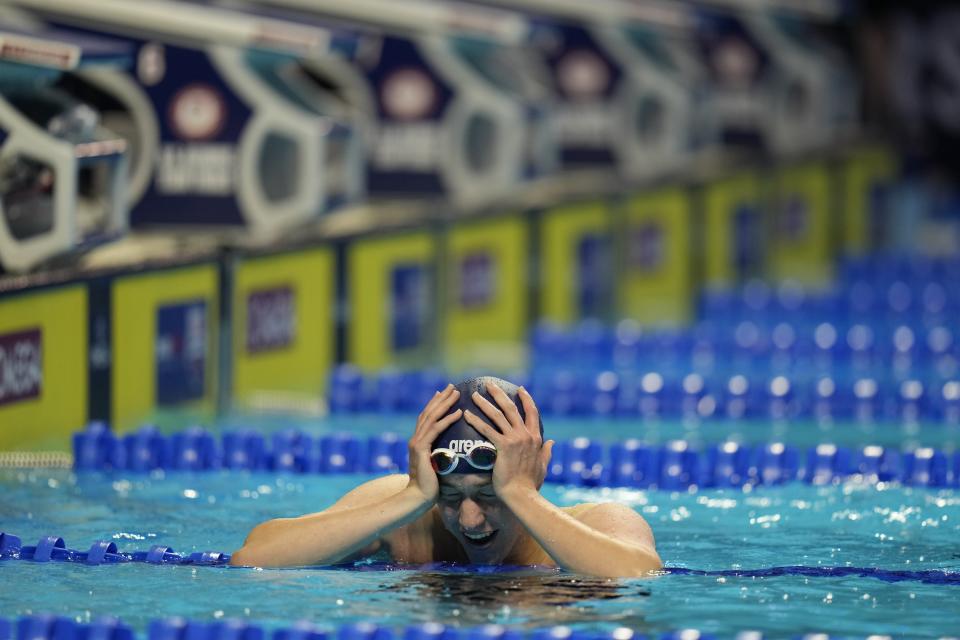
[435,473,535,565]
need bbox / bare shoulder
[564,502,657,548]
[324,474,410,513]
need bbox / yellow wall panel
[233,248,335,408]
[843,145,897,256]
[112,265,218,432]
[0,286,87,450]
[771,162,834,286]
[348,232,436,371]
[540,200,611,325]
[703,172,764,288]
[619,188,694,326]
[445,214,528,373]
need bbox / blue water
[3,461,960,638]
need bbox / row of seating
[529,320,960,380]
[532,320,960,359]
[837,255,960,284]
[72,425,960,489]
[327,366,960,422]
[697,281,960,323]
[525,371,960,421]
[702,255,960,320]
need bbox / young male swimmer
[230,377,661,578]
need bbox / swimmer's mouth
[462,530,497,547]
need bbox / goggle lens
[468,446,497,470]
[430,450,458,475]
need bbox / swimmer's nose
[458,498,485,530]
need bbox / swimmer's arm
[229,474,432,568]
[500,487,662,578]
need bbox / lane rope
[71,424,960,490]
[2,532,957,586]
[0,615,836,640]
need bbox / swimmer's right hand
[406,384,462,503]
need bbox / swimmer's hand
[464,383,553,496]
[465,383,661,577]
[407,384,463,503]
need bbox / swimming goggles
[430,443,497,475]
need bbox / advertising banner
[250,0,552,208]
[771,161,833,286]
[702,172,766,288]
[444,213,528,373]
[539,200,612,324]
[0,285,87,449]
[155,300,208,406]
[112,264,218,431]
[348,231,437,371]
[618,188,694,326]
[233,248,335,410]
[842,145,897,256]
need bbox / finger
[428,388,460,421]
[418,386,457,429]
[415,405,463,442]
[413,402,461,452]
[418,385,451,419]
[463,409,502,444]
[471,391,513,433]
[541,439,555,465]
[434,408,463,430]
[487,383,524,430]
[417,390,440,421]
[412,408,463,451]
[518,386,542,441]
[413,388,454,446]
[538,440,554,486]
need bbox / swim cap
[431,376,544,474]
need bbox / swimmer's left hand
[464,383,553,497]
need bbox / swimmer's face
[437,474,523,564]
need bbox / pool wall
[0,145,899,448]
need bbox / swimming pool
[3,417,959,639]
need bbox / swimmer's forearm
[499,486,662,578]
[230,486,432,567]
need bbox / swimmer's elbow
[229,518,287,567]
[621,545,663,578]
[593,544,661,578]
[229,546,254,567]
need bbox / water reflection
[363,569,652,629]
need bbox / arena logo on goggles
[445,439,491,454]
[0,328,42,406]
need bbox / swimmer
[230,377,661,577]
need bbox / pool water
[3,452,960,638]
